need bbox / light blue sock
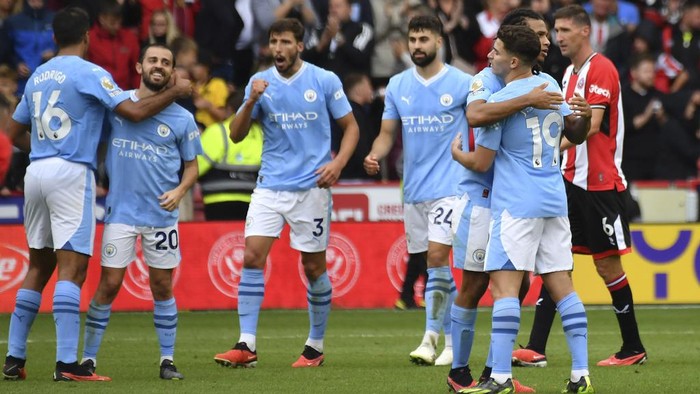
[153,298,178,358]
[82,300,112,360]
[491,297,520,378]
[53,281,81,363]
[7,289,41,359]
[442,279,457,334]
[558,292,589,371]
[485,344,494,368]
[238,268,265,336]
[425,266,453,333]
[451,304,477,369]
[307,272,332,343]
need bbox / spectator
[369,0,412,88]
[669,1,700,90]
[586,0,625,54]
[433,0,481,74]
[194,0,243,85]
[232,0,256,88]
[2,0,56,96]
[0,64,18,107]
[622,54,665,181]
[584,0,640,32]
[252,0,318,42]
[191,51,228,129]
[0,94,12,189]
[473,0,514,71]
[171,35,198,116]
[168,0,198,38]
[143,8,180,48]
[658,88,700,180]
[197,91,263,221]
[88,0,140,90]
[335,73,380,181]
[305,0,374,80]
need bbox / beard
[142,70,170,92]
[275,52,299,74]
[410,50,437,67]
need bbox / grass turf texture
[1,306,697,393]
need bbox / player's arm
[230,79,267,143]
[5,119,30,152]
[316,112,359,188]
[159,159,198,212]
[115,73,192,122]
[467,83,564,127]
[561,107,604,150]
[363,118,398,176]
[450,132,496,172]
[562,93,592,145]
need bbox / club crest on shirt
[304,89,317,102]
[577,77,585,89]
[470,78,483,92]
[440,94,453,107]
[100,77,115,90]
[157,124,171,137]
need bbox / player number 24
[32,90,72,141]
[525,112,563,168]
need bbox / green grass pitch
[1,306,698,393]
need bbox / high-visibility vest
[197,118,263,205]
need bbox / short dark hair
[98,0,122,17]
[343,72,369,93]
[408,15,443,36]
[497,25,541,67]
[268,18,305,42]
[52,7,90,48]
[139,43,174,66]
[629,53,655,70]
[502,8,546,27]
[553,5,591,27]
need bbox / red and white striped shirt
[561,53,627,191]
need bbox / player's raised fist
[249,79,269,102]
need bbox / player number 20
[155,229,179,250]
[32,90,72,141]
[525,112,563,168]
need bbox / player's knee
[594,257,623,282]
[243,248,267,269]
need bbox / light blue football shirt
[487,75,568,218]
[462,68,572,208]
[104,91,202,227]
[244,61,352,191]
[383,65,471,204]
[13,56,130,170]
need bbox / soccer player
[513,4,647,369]
[213,18,359,368]
[364,15,468,367]
[79,43,202,380]
[447,9,591,392]
[2,7,191,382]
[461,24,593,394]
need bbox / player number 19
[525,112,563,168]
[32,90,72,141]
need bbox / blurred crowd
[1,0,699,197]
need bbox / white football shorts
[101,223,181,269]
[404,196,457,254]
[485,210,573,274]
[451,193,490,272]
[245,187,332,253]
[24,157,96,256]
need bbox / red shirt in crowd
[88,23,141,90]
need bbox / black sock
[607,273,645,353]
[401,252,427,304]
[479,366,492,382]
[526,285,556,355]
[449,365,474,385]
